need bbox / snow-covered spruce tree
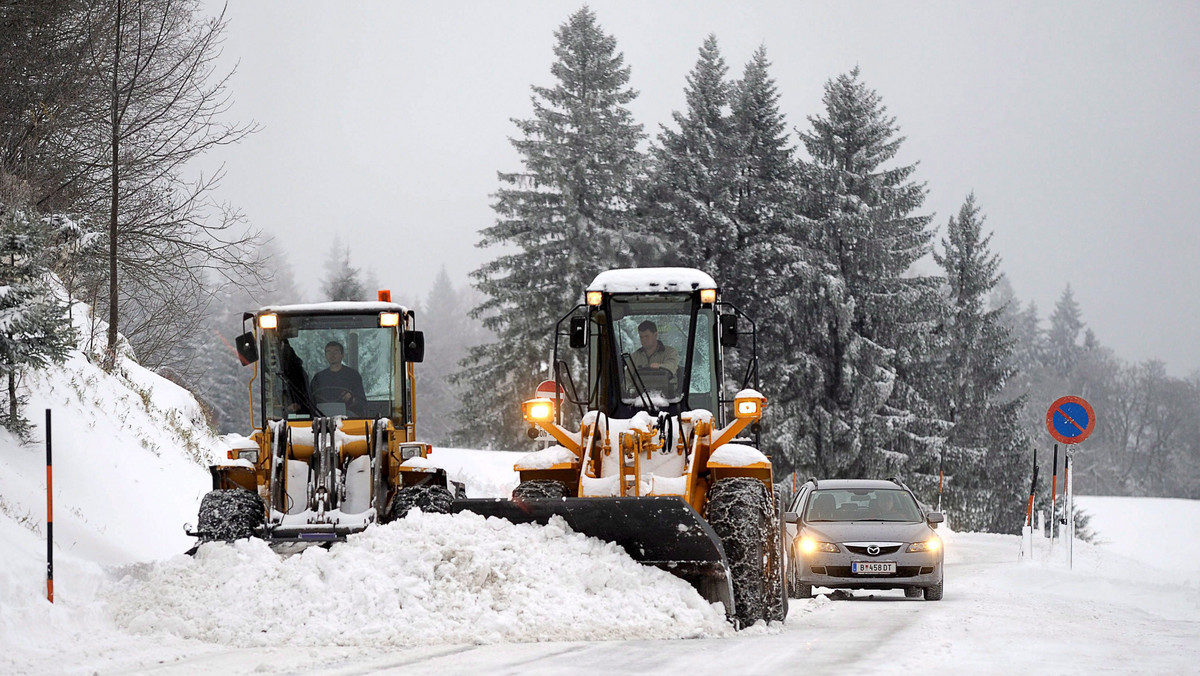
[420,268,490,444]
[0,202,77,438]
[321,240,367,302]
[792,68,945,486]
[1047,284,1084,378]
[453,8,645,448]
[931,194,1027,531]
[639,35,738,271]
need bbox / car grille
[844,545,901,556]
[821,566,926,578]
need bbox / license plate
[852,561,896,574]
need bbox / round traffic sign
[1046,396,1095,444]
[535,379,565,402]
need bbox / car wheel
[904,586,922,599]
[796,582,813,599]
[924,575,944,601]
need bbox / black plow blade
[452,496,734,617]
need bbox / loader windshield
[608,294,717,413]
[260,313,400,421]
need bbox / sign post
[1045,395,1094,570]
[46,408,53,603]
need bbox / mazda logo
[867,545,880,556]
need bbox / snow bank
[105,512,729,647]
[1076,495,1200,575]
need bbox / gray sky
[199,1,1200,375]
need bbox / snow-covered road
[11,522,1196,676]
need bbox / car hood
[802,521,933,544]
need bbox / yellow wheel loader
[190,293,460,550]
[453,268,788,627]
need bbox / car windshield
[805,489,923,522]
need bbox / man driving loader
[629,320,680,396]
[309,340,367,416]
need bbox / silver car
[784,478,945,601]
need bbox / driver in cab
[630,320,679,391]
[310,340,366,415]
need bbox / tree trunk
[7,369,15,430]
[105,0,122,369]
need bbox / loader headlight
[226,449,259,462]
[379,312,400,327]
[523,398,554,423]
[258,313,278,330]
[799,536,840,555]
[399,444,424,461]
[733,392,766,421]
[586,291,603,306]
[907,537,941,553]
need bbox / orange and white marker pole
[45,408,54,603]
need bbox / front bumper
[797,550,943,590]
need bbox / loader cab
[574,269,730,420]
[248,302,423,428]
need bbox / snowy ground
[1,333,1198,674]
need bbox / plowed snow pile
[104,511,730,646]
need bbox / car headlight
[799,536,840,555]
[907,537,941,553]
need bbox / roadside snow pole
[45,408,53,603]
[1050,444,1059,548]
[1021,449,1038,561]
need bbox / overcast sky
[198,1,1200,376]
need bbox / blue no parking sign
[1046,396,1095,444]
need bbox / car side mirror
[403,330,425,363]
[927,511,944,527]
[234,332,258,365]
[719,314,738,348]
[783,511,800,524]
[569,316,587,349]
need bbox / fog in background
[197,0,1200,375]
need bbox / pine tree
[419,268,490,444]
[454,8,644,448]
[640,35,737,271]
[321,240,366,302]
[931,194,1027,531]
[0,200,77,437]
[1047,285,1084,378]
[790,68,944,486]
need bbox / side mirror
[783,511,800,524]
[234,332,258,365]
[569,316,587,349]
[719,314,738,348]
[403,330,425,363]
[927,511,944,527]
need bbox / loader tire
[387,484,454,521]
[765,490,789,622]
[706,477,772,628]
[512,479,568,500]
[197,489,264,542]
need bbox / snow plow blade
[452,496,734,616]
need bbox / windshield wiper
[621,353,658,414]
